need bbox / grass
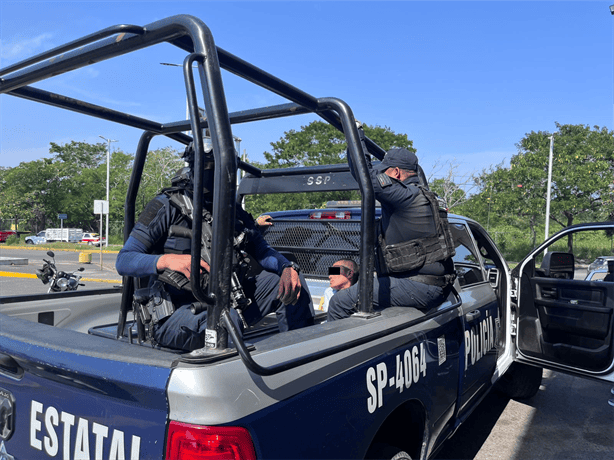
[4,235,122,252]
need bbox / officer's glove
[277,267,301,305]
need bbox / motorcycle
[36,251,85,293]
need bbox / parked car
[81,232,104,246]
[588,255,614,272]
[585,269,609,281]
[24,231,47,245]
[0,230,16,243]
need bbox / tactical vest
[377,185,456,276]
[158,189,251,297]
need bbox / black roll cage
[0,14,405,370]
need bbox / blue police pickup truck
[1,15,613,460]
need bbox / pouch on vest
[379,235,427,273]
[377,186,456,275]
[133,281,175,326]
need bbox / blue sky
[1,1,613,192]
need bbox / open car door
[513,222,614,381]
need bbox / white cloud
[0,33,54,61]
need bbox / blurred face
[328,262,353,291]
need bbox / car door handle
[465,310,481,322]
[541,287,558,299]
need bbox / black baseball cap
[374,148,419,172]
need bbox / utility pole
[99,135,117,247]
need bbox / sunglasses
[328,266,352,277]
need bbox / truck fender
[365,399,428,460]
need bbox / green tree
[460,123,614,252]
[517,123,613,251]
[139,146,184,205]
[140,146,184,193]
[427,160,473,210]
[108,146,183,239]
[0,160,59,232]
[47,141,108,231]
[245,121,414,216]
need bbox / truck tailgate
[0,314,173,459]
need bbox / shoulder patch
[137,197,165,227]
[377,173,393,188]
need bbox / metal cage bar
[0,14,388,370]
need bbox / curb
[0,245,120,254]
[0,271,37,279]
[0,271,121,284]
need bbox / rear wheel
[26,240,34,244]
[366,443,412,460]
[495,362,543,400]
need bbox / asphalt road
[0,246,612,459]
[0,245,121,294]
[436,371,613,460]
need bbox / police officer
[116,145,314,351]
[327,146,455,321]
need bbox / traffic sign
[94,200,109,214]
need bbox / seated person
[116,144,314,351]
[318,259,359,312]
[327,141,455,321]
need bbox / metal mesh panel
[262,219,362,277]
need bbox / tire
[391,453,411,460]
[494,362,543,400]
[26,240,34,244]
[367,443,412,460]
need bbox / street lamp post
[545,135,554,249]
[546,135,554,239]
[99,135,117,247]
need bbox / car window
[588,271,608,281]
[450,223,485,288]
[531,229,613,280]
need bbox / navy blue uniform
[327,153,453,321]
[116,193,314,351]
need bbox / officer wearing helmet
[116,142,314,351]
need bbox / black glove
[277,267,300,305]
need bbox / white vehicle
[81,232,104,246]
[24,231,47,245]
[585,269,610,282]
[44,228,83,243]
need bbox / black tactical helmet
[172,140,215,195]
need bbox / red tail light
[166,422,257,460]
